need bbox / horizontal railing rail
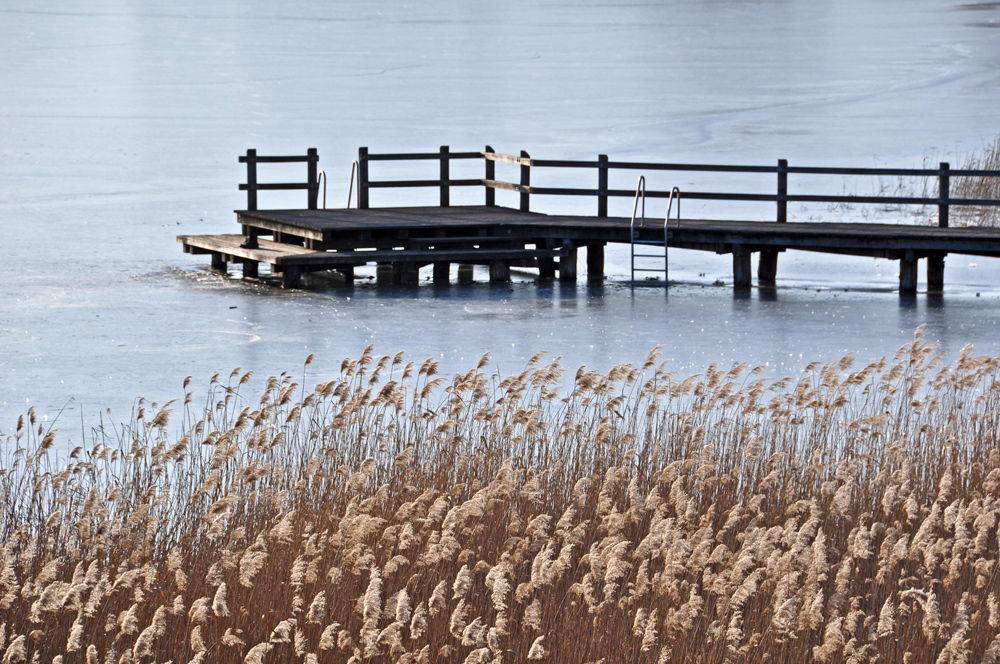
[240,148,320,211]
[351,146,1000,228]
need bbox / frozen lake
[3,0,1000,438]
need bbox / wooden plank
[177,234,316,263]
[277,247,566,268]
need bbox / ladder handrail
[631,180,679,286]
[317,170,327,209]
[630,176,646,281]
[347,160,359,208]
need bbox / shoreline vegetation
[3,331,1000,663]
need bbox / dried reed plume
[3,330,1000,662]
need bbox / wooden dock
[178,147,1000,292]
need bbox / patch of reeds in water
[3,330,1000,663]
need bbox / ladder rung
[634,253,665,259]
[633,268,666,273]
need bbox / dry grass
[3,331,1000,663]
[950,135,1000,227]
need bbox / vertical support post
[587,242,605,283]
[489,261,510,282]
[307,148,319,210]
[245,149,258,211]
[485,145,496,207]
[597,154,609,218]
[733,246,751,289]
[520,151,531,213]
[433,262,450,283]
[776,159,788,223]
[559,242,577,282]
[538,239,556,280]
[758,251,778,286]
[927,254,945,293]
[440,145,450,207]
[242,261,258,279]
[939,162,950,228]
[899,251,918,294]
[759,158,788,286]
[358,147,370,209]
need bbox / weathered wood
[397,262,419,285]
[210,252,227,272]
[733,246,752,289]
[281,267,301,289]
[245,149,257,211]
[939,162,950,228]
[587,242,604,281]
[440,146,450,207]
[927,255,945,293]
[485,146,496,207]
[560,242,577,282]
[777,159,788,223]
[457,264,474,283]
[597,154,608,218]
[307,148,319,210]
[758,250,778,286]
[900,253,918,294]
[243,261,259,279]
[433,262,450,283]
[520,151,531,212]
[359,147,369,209]
[489,261,510,282]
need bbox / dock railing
[354,146,1000,228]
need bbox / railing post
[939,161,950,228]
[484,145,495,207]
[245,149,257,211]
[307,147,319,210]
[777,159,788,223]
[520,150,531,213]
[440,145,450,207]
[358,147,369,209]
[597,154,608,218]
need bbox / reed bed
[3,330,1000,663]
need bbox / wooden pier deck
[178,147,1000,292]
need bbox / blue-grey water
[3,0,1000,439]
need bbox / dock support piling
[733,247,751,289]
[457,264,474,284]
[587,242,605,282]
[210,252,227,272]
[281,268,301,289]
[927,255,945,293]
[489,261,510,282]
[758,250,778,286]
[560,243,578,282]
[242,261,258,279]
[433,262,450,283]
[899,253,918,294]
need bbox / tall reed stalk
[2,332,999,663]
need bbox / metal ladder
[630,176,680,285]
